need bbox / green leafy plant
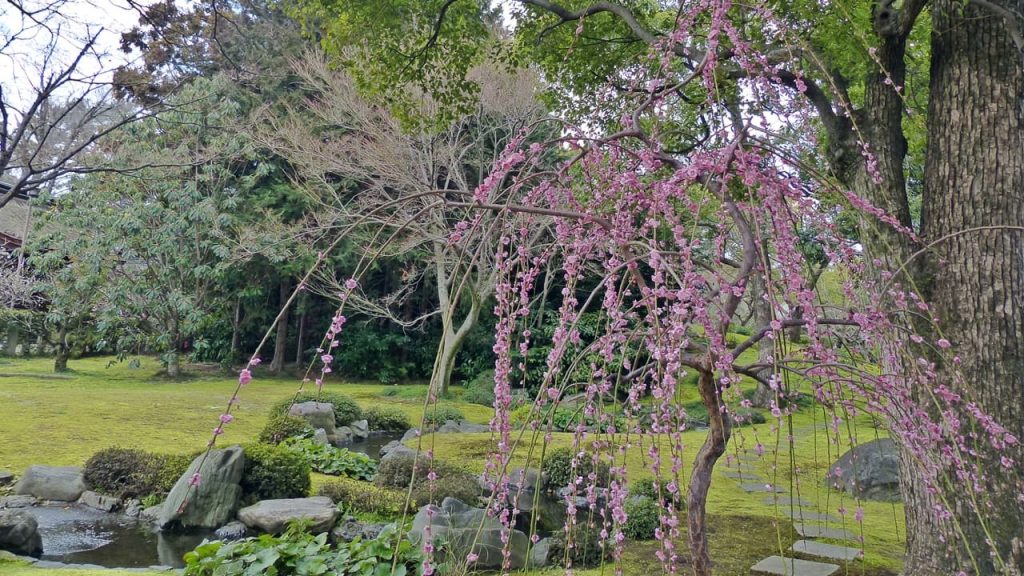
[241,443,311,502]
[542,447,611,491]
[260,415,314,445]
[374,453,435,489]
[548,522,611,568]
[364,406,410,432]
[269,392,363,427]
[183,521,423,576]
[316,478,409,518]
[281,437,377,481]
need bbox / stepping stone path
[791,540,863,561]
[780,509,840,523]
[794,523,857,541]
[751,556,839,576]
[763,496,812,506]
[719,440,864,575]
[740,482,785,493]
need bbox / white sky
[1,0,153,108]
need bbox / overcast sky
[1,0,152,107]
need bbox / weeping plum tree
[282,0,1023,573]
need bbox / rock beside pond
[78,490,121,513]
[215,521,249,541]
[14,466,86,502]
[351,419,369,439]
[334,426,353,446]
[312,428,330,445]
[410,497,529,570]
[0,471,13,486]
[159,446,245,530]
[826,438,901,502]
[0,509,43,557]
[122,498,143,518]
[289,402,337,438]
[140,505,163,524]
[0,496,37,509]
[237,497,338,534]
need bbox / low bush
[409,468,481,507]
[461,369,495,407]
[258,415,313,445]
[240,443,311,502]
[183,522,422,576]
[542,447,611,491]
[623,496,660,540]
[269,391,363,427]
[422,405,464,429]
[732,407,767,426]
[364,406,410,432]
[154,453,195,493]
[83,447,160,498]
[317,477,409,518]
[281,437,377,481]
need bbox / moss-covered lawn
[0,356,904,575]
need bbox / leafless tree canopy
[0,0,156,208]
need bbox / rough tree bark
[904,0,1024,571]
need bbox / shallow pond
[26,504,212,569]
[343,431,404,460]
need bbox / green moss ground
[0,356,903,575]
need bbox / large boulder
[0,510,42,557]
[289,402,337,437]
[410,497,529,570]
[159,446,246,530]
[237,497,339,534]
[14,466,86,502]
[826,438,901,501]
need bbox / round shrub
[241,443,311,502]
[542,447,611,491]
[84,447,160,498]
[316,477,409,518]
[258,415,313,444]
[364,406,410,432]
[623,496,660,540]
[409,469,482,507]
[422,405,464,429]
[630,477,685,510]
[461,369,495,407]
[269,391,363,427]
[374,453,434,489]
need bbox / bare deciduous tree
[260,53,549,394]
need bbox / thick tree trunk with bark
[270,279,291,373]
[905,1,1024,572]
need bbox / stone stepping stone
[791,540,863,561]
[751,556,839,576]
[794,523,857,541]
[781,509,840,523]
[763,496,812,506]
[722,471,764,481]
[740,482,785,493]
